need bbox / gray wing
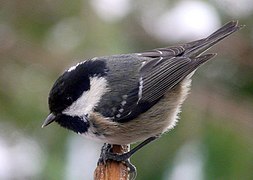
[139,53,215,102]
[112,52,215,122]
[109,20,242,122]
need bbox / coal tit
[42,21,243,167]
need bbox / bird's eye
[66,97,72,101]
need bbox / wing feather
[111,21,242,122]
[113,54,215,122]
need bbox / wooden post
[94,144,130,180]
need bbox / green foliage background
[0,0,252,179]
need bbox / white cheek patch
[63,76,109,117]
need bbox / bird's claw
[98,143,112,164]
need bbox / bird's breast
[87,78,192,145]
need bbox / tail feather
[207,20,242,40]
[138,20,244,64]
[193,53,217,67]
[184,20,244,57]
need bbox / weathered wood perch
[94,144,130,180]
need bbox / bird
[42,20,243,174]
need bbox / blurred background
[0,0,252,179]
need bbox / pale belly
[85,78,191,145]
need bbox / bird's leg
[98,143,112,164]
[106,136,159,161]
[98,135,160,172]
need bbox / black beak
[42,113,56,128]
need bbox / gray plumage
[43,20,243,146]
[94,21,242,126]
[42,21,243,175]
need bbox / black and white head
[42,59,109,134]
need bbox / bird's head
[42,59,108,134]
